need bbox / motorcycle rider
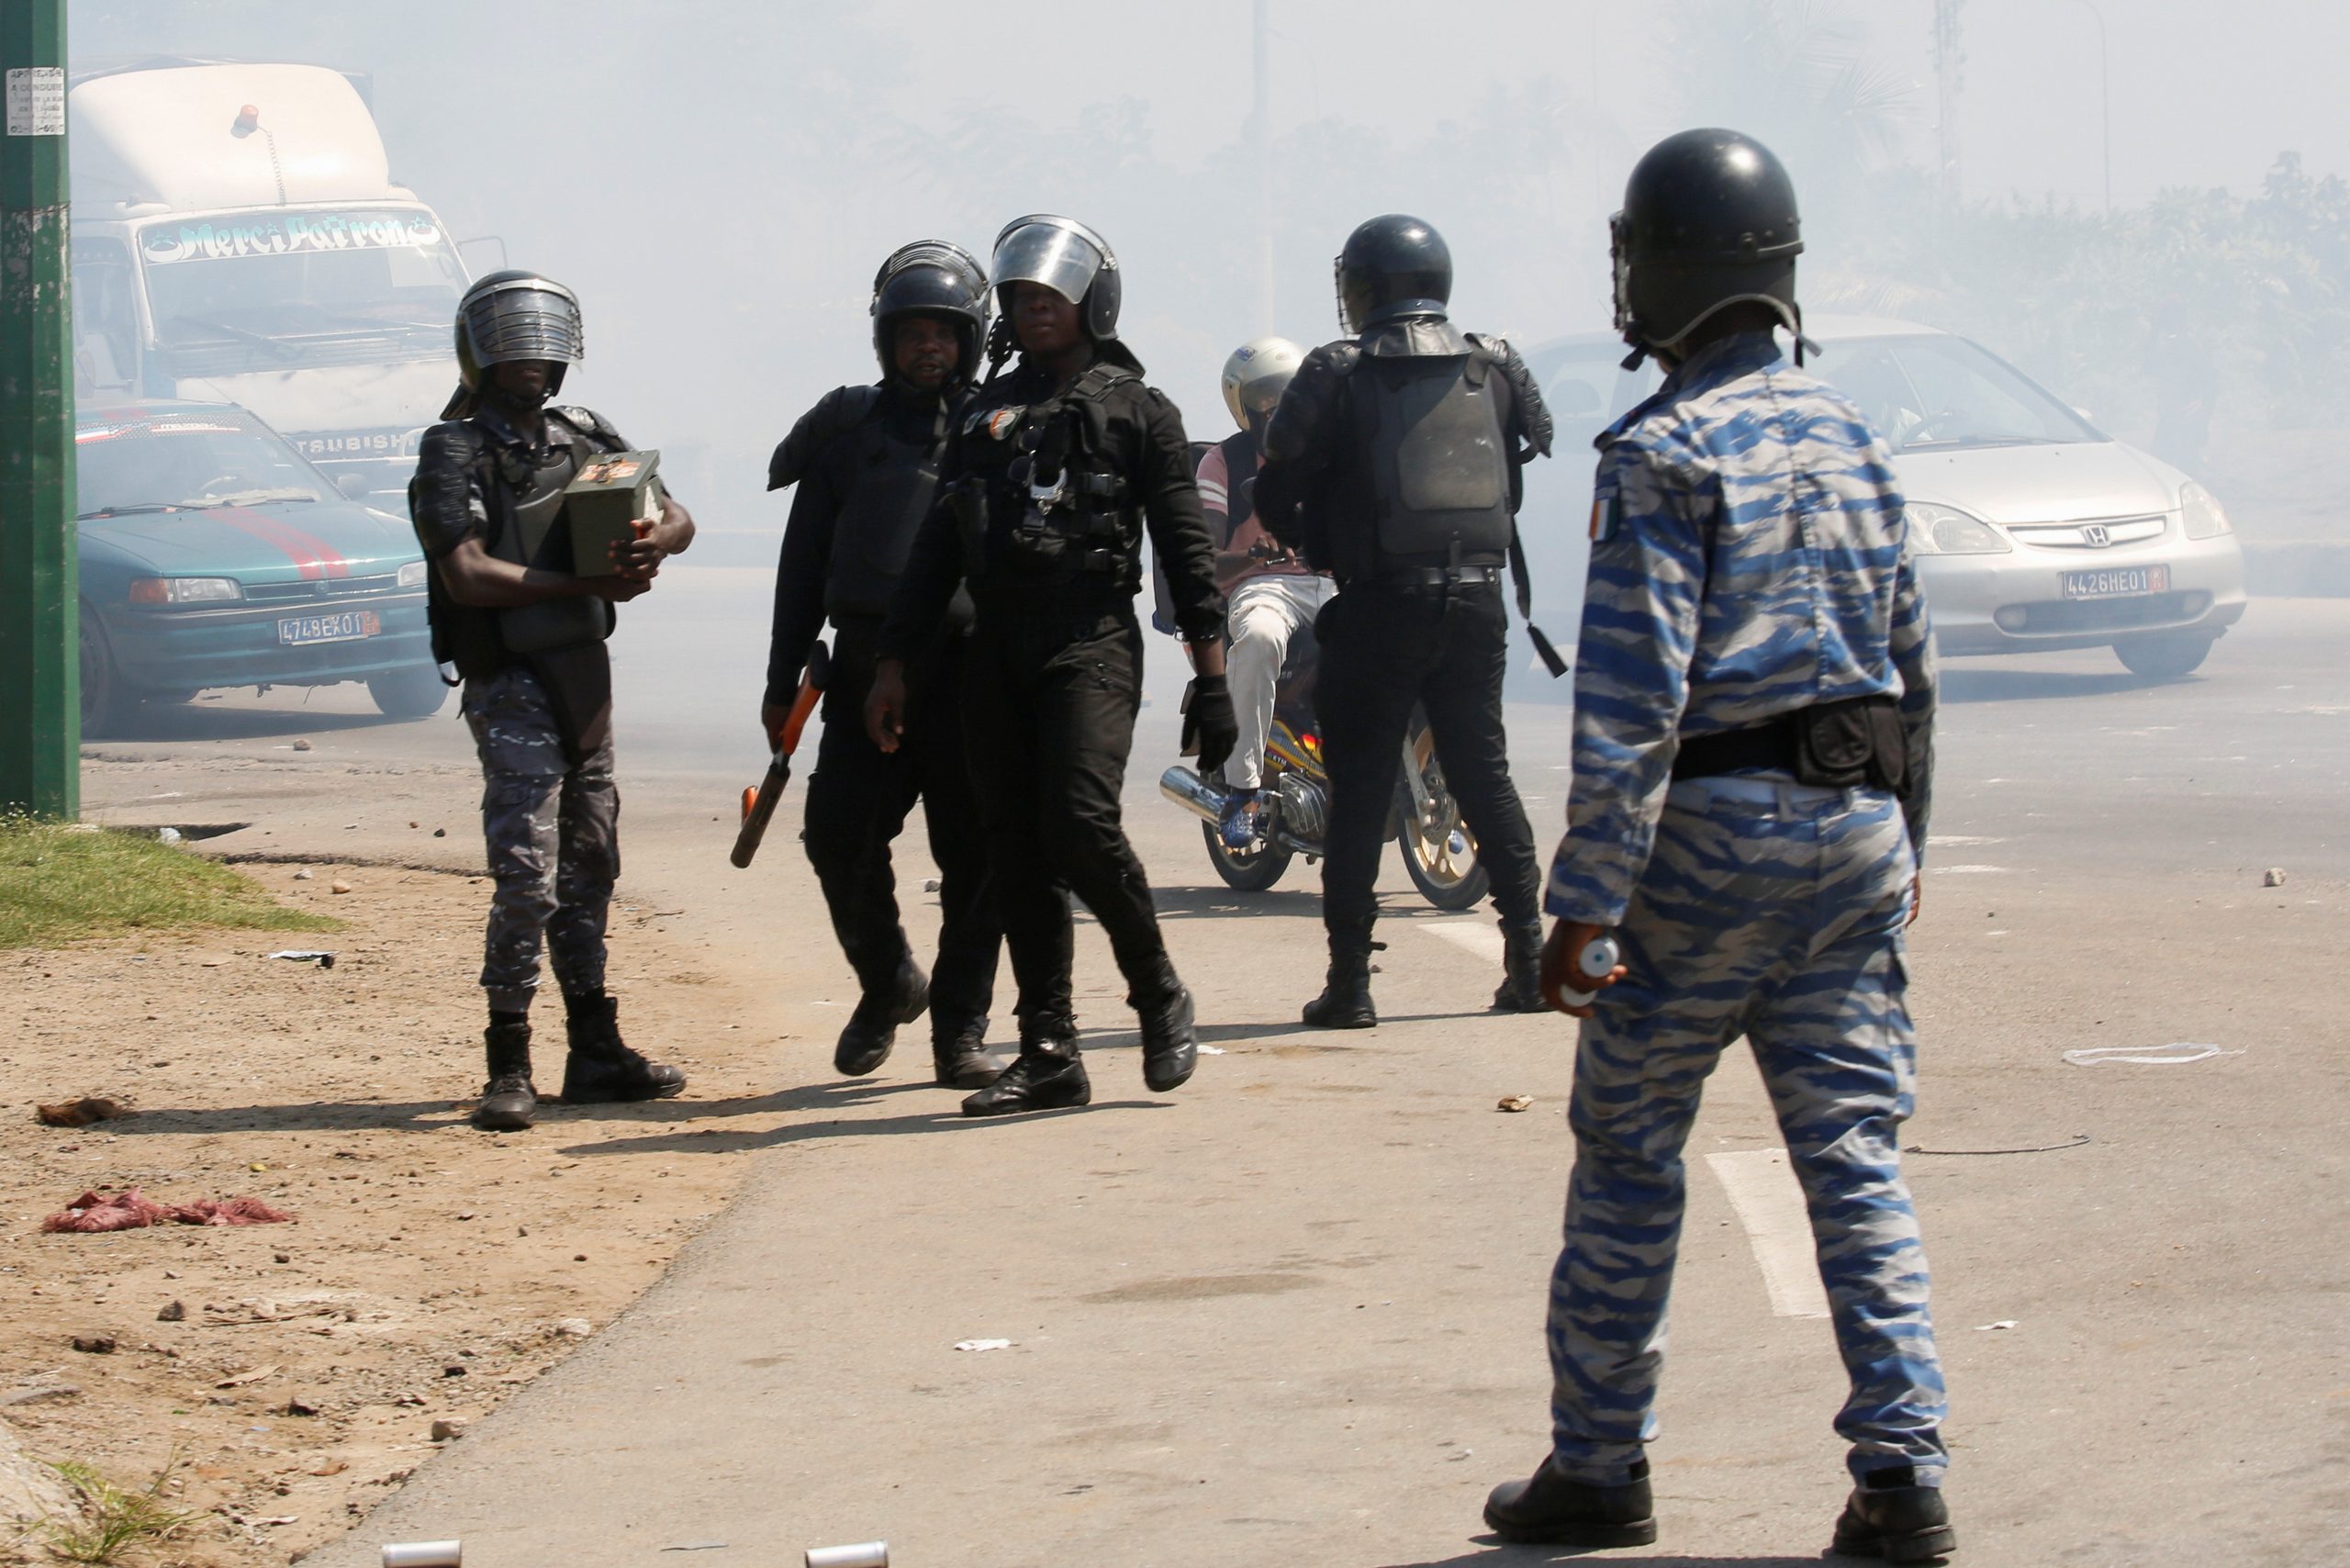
[866,215,1235,1116]
[408,271,692,1132]
[1197,337,1337,849]
[764,241,1004,1091]
[1256,215,1554,1027]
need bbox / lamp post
[0,0,78,819]
[2070,0,2112,213]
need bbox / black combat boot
[1302,942,1379,1029]
[559,994,687,1104]
[1492,922,1547,1013]
[473,1020,537,1132]
[1134,981,1199,1092]
[930,1010,1002,1091]
[1830,1466,1955,1562]
[1483,1455,1658,1548]
[834,956,931,1078]
[960,1028,1090,1117]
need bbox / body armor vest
[961,362,1140,590]
[827,402,948,620]
[1349,347,1514,568]
[489,431,612,654]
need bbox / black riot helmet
[442,270,584,419]
[1612,129,1804,361]
[869,240,990,386]
[1334,214,1452,335]
[991,215,1122,344]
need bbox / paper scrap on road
[2062,1043,2242,1067]
[952,1338,1012,1352]
[1974,1320,2020,1331]
[1496,1094,1535,1113]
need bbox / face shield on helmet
[1221,337,1306,433]
[992,218,1106,308]
[445,272,584,419]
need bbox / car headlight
[2180,482,2233,540]
[128,576,244,605]
[1906,501,2010,555]
[397,559,430,589]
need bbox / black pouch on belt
[1792,694,1906,793]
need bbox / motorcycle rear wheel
[1202,819,1294,892]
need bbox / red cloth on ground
[40,1187,293,1233]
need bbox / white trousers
[1224,574,1337,789]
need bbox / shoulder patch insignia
[1590,491,1621,542]
[976,406,1026,442]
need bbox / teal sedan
[75,400,444,734]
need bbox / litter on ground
[40,1188,295,1233]
[2061,1043,2243,1067]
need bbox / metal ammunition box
[564,449,663,574]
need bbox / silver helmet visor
[464,283,585,367]
[992,222,1103,308]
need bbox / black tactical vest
[963,362,1141,589]
[488,425,612,654]
[1348,346,1514,568]
[826,401,949,620]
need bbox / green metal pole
[0,0,76,819]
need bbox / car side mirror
[334,473,375,502]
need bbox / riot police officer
[1483,131,1953,1561]
[867,215,1234,1116]
[1255,215,1553,1027]
[408,271,692,1132]
[765,241,1004,1091]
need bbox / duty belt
[1374,564,1505,589]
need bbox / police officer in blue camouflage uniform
[409,272,693,1133]
[1483,131,1954,1562]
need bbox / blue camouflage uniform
[1541,329,1946,1488]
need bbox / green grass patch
[40,1459,195,1563]
[0,814,339,951]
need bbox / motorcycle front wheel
[1395,742,1491,912]
[1202,819,1295,892]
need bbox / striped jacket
[1546,330,1936,924]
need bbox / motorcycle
[1158,617,1490,911]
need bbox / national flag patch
[1589,492,1621,542]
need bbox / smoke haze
[73,0,2350,554]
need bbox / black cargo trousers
[802,615,1001,1036]
[958,590,1180,1038]
[1314,578,1543,950]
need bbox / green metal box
[564,449,663,574]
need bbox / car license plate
[2062,564,2170,600]
[277,610,381,645]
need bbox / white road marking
[1929,864,2009,874]
[1423,919,1503,960]
[1930,834,2004,846]
[1706,1148,1831,1319]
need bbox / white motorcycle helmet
[1220,336,1306,433]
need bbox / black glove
[1181,673,1238,776]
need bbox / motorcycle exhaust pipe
[1158,765,1229,823]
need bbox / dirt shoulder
[2,858,781,1567]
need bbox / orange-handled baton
[730,641,830,869]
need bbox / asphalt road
[81,580,2350,1565]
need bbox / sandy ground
[1,858,779,1567]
